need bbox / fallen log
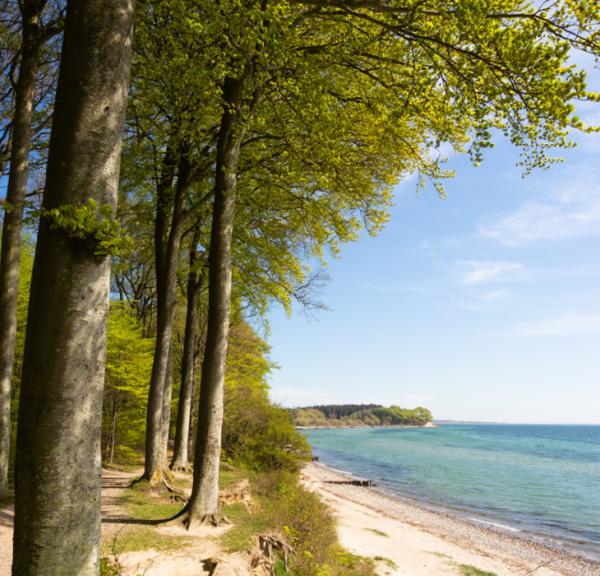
[324,479,374,487]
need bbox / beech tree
[171,218,208,471]
[176,0,597,528]
[123,0,222,486]
[12,0,134,573]
[0,0,62,500]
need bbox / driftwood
[324,479,374,487]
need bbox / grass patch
[219,466,248,489]
[333,548,376,575]
[365,527,389,537]
[104,526,192,555]
[122,482,182,521]
[374,556,398,570]
[458,565,497,576]
[221,501,270,552]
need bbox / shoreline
[296,422,437,430]
[302,461,600,576]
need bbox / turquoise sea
[303,424,600,560]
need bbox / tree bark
[12,1,134,574]
[171,224,205,470]
[143,153,189,485]
[159,340,173,466]
[0,0,47,500]
[184,75,247,527]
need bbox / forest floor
[0,467,262,576]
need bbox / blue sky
[266,57,600,425]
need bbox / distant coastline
[290,403,434,428]
[296,422,437,429]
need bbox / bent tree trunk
[171,225,205,470]
[184,76,246,527]
[12,1,134,574]
[143,154,188,485]
[0,0,47,500]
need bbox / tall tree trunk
[171,225,205,471]
[184,76,247,527]
[0,0,47,500]
[159,341,173,464]
[12,1,134,574]
[143,154,188,485]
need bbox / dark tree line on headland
[0,0,598,573]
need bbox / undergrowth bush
[249,472,376,576]
[222,382,311,472]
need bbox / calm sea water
[303,424,600,559]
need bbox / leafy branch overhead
[41,199,133,257]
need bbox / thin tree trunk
[143,154,189,485]
[171,225,205,470]
[159,341,173,465]
[184,75,247,527]
[109,400,118,465]
[12,1,134,574]
[0,0,47,500]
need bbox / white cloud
[480,289,511,301]
[517,313,600,337]
[455,260,522,285]
[479,168,600,246]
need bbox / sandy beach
[301,462,600,576]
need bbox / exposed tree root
[169,462,192,473]
[161,478,188,502]
[179,511,230,529]
[128,469,188,502]
[251,534,293,574]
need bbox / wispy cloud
[455,260,522,285]
[517,313,600,337]
[479,166,600,246]
[358,282,436,295]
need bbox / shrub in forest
[222,382,311,471]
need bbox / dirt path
[0,503,13,575]
[0,469,233,576]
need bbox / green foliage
[459,566,497,576]
[223,383,311,471]
[221,501,270,552]
[99,557,121,576]
[270,474,339,575]
[11,240,34,393]
[292,405,433,427]
[374,556,398,570]
[222,319,311,471]
[107,526,192,555]
[248,472,377,576]
[122,482,181,521]
[42,199,133,256]
[102,303,154,463]
[365,528,389,538]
